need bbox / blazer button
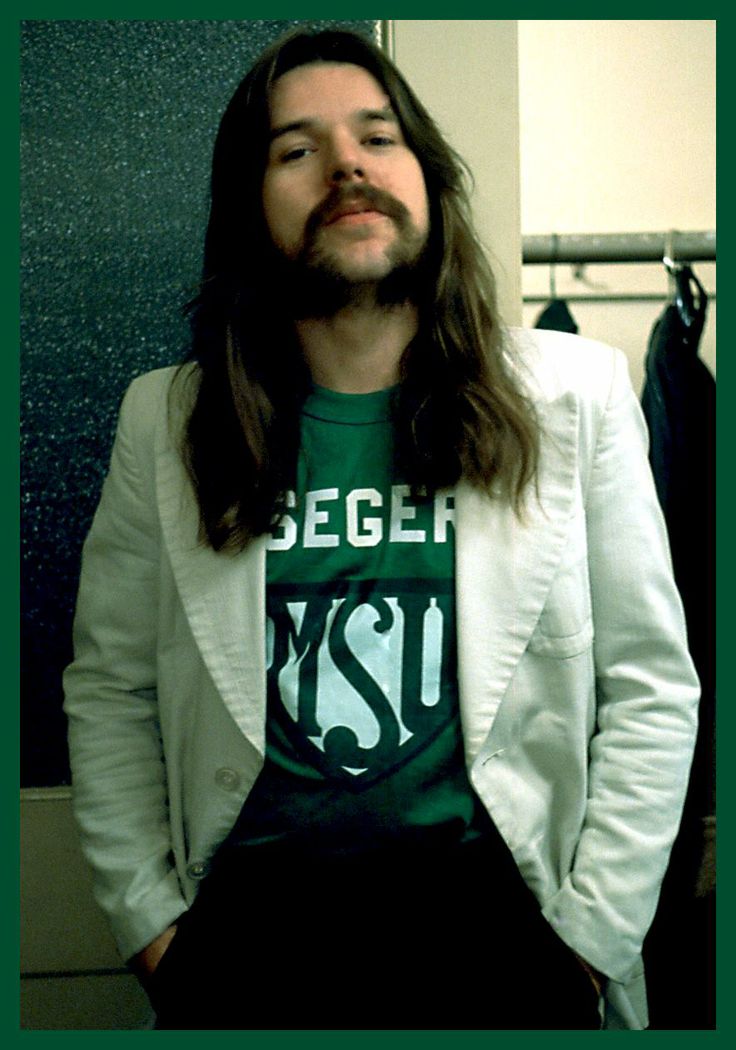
[214,767,241,791]
[186,861,210,880]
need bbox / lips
[324,200,385,225]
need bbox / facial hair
[271,184,430,320]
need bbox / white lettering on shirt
[304,488,340,548]
[268,486,455,550]
[389,484,426,543]
[433,492,455,543]
[267,490,297,551]
[346,488,383,548]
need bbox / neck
[295,301,418,394]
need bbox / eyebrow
[269,107,398,144]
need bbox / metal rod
[523,230,716,265]
[523,292,716,304]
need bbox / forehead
[268,61,392,126]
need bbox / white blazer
[63,328,699,1029]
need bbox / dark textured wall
[21,19,380,787]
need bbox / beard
[270,184,431,320]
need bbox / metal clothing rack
[522,230,716,265]
[522,229,716,303]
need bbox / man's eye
[280,146,313,163]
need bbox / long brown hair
[175,27,539,552]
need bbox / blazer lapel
[455,391,580,759]
[155,430,268,755]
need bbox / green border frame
[10,9,726,1046]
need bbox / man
[64,28,699,1031]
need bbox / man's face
[262,62,430,289]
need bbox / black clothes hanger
[533,235,579,334]
[664,259,708,345]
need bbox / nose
[331,165,365,184]
[325,133,365,184]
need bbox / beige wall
[518,19,716,392]
[394,20,522,325]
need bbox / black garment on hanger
[641,269,714,779]
[640,266,715,1029]
[533,298,578,334]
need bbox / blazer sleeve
[541,347,700,983]
[63,372,188,962]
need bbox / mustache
[303,184,412,242]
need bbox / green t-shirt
[225,384,489,854]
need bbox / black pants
[148,833,602,1030]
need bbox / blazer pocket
[527,618,594,658]
[528,548,594,658]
